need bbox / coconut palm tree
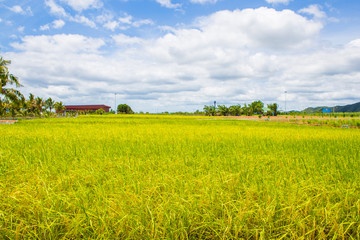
[0,57,23,103]
[54,101,65,115]
[26,93,36,116]
[35,97,44,116]
[217,105,230,116]
[45,97,55,112]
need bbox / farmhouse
[64,105,111,113]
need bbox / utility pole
[115,93,117,114]
[284,91,287,114]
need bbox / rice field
[1,115,360,239]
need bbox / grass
[1,115,360,239]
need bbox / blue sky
[1,0,359,112]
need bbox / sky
[0,0,360,112]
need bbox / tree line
[1,57,66,118]
[203,101,279,116]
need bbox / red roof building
[64,105,111,113]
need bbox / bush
[117,104,134,114]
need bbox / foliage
[45,97,55,112]
[95,108,105,115]
[117,104,134,114]
[54,101,66,115]
[203,105,216,116]
[267,103,279,116]
[0,57,23,103]
[250,100,264,115]
[217,105,229,116]
[228,104,241,116]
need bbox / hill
[304,101,360,113]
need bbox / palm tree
[267,103,279,116]
[54,101,65,115]
[35,97,44,116]
[229,104,242,116]
[217,105,229,116]
[26,93,36,116]
[45,97,55,112]
[0,57,23,103]
[203,105,216,116]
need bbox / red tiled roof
[64,105,111,111]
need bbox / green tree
[95,108,105,115]
[250,100,264,115]
[45,97,55,112]
[35,97,44,116]
[117,104,134,114]
[242,104,252,116]
[54,101,65,115]
[267,103,279,116]
[0,57,23,106]
[217,105,229,116]
[229,104,242,116]
[203,105,216,116]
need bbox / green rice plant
[1,115,360,239]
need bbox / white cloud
[156,0,181,9]
[40,24,50,31]
[45,0,67,17]
[17,26,25,33]
[96,12,113,24]
[11,34,105,54]
[133,19,154,27]
[45,0,97,28]
[191,8,323,51]
[299,4,327,19]
[40,20,65,31]
[190,0,218,4]
[60,0,103,12]
[265,0,290,5]
[112,34,144,45]
[9,5,33,15]
[102,14,153,31]
[9,5,24,14]
[104,21,119,31]
[53,19,66,29]
[70,15,97,28]
[6,8,360,112]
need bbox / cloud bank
[5,7,360,112]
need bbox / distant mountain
[303,102,360,113]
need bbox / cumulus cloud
[265,0,290,5]
[11,34,105,53]
[70,15,96,28]
[40,19,66,31]
[40,24,50,31]
[60,0,103,12]
[17,26,25,33]
[9,5,24,14]
[186,8,322,52]
[102,13,153,31]
[190,0,218,4]
[112,34,144,45]
[156,0,181,9]
[53,19,66,29]
[45,0,96,28]
[6,8,360,111]
[299,4,327,19]
[9,5,33,15]
[45,0,67,17]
